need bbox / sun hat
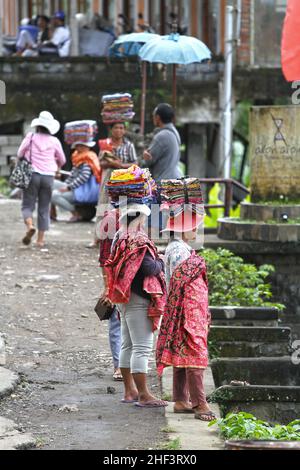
[120,203,151,223]
[71,141,96,149]
[162,209,204,233]
[31,111,60,135]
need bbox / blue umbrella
[109,32,160,134]
[139,33,212,108]
[110,32,160,58]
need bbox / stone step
[209,326,292,357]
[0,417,35,450]
[0,367,20,399]
[211,307,279,327]
[209,385,300,424]
[210,326,291,342]
[211,341,291,358]
[211,357,300,388]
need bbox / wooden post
[70,0,79,56]
[172,63,177,112]
[140,61,147,135]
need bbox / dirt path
[0,200,166,450]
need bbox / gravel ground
[0,200,167,450]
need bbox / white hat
[71,141,96,149]
[31,111,60,135]
[120,203,151,222]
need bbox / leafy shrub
[200,248,284,310]
[209,412,300,441]
[0,177,10,197]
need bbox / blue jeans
[109,307,121,369]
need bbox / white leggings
[118,292,153,374]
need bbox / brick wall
[237,0,252,66]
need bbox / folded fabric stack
[101,93,135,124]
[106,165,157,207]
[64,120,98,146]
[159,178,205,217]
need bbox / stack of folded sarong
[101,93,135,124]
[159,178,205,216]
[106,165,157,207]
[64,120,98,146]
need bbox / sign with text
[250,106,300,202]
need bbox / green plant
[0,177,10,197]
[161,426,176,434]
[200,248,285,310]
[161,392,172,402]
[208,339,220,360]
[161,437,181,450]
[209,412,300,441]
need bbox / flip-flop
[135,400,168,408]
[194,411,216,422]
[121,399,138,404]
[22,228,36,246]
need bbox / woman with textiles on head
[156,207,216,421]
[52,141,101,222]
[89,122,137,248]
[104,202,168,408]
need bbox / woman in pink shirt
[17,111,66,247]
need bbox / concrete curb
[0,417,35,450]
[162,367,224,450]
[0,367,20,399]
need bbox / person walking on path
[156,207,216,421]
[98,207,122,381]
[143,103,181,182]
[104,203,168,408]
[52,141,101,222]
[17,111,66,248]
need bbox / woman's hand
[99,292,113,307]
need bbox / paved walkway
[162,367,224,450]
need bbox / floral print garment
[156,248,211,375]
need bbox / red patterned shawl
[156,253,211,375]
[105,231,166,331]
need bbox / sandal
[194,410,216,422]
[113,370,123,382]
[135,399,168,408]
[22,227,36,246]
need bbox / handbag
[74,175,100,205]
[94,298,114,321]
[10,135,34,189]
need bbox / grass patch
[161,426,177,434]
[161,392,172,402]
[161,437,181,450]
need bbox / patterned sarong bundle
[159,178,205,217]
[106,165,157,207]
[101,93,135,124]
[64,120,98,146]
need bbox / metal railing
[198,178,250,218]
